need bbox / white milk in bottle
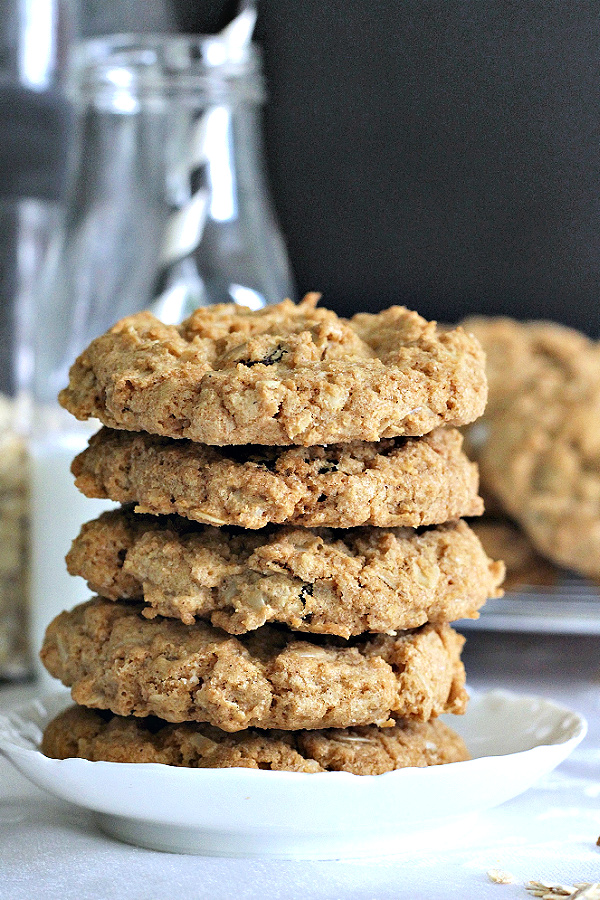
[29,426,115,687]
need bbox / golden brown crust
[67,508,504,636]
[59,297,487,446]
[42,705,470,774]
[71,427,484,530]
[39,599,468,732]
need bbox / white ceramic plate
[0,689,586,859]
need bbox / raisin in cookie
[67,508,504,635]
[40,599,467,731]
[59,296,487,446]
[71,426,483,530]
[42,705,470,774]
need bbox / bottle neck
[63,80,267,236]
[70,34,265,113]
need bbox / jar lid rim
[72,33,262,77]
[70,34,264,103]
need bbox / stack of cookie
[40,296,503,774]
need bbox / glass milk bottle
[26,31,295,684]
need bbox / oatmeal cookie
[67,508,504,635]
[71,426,483,530]
[478,390,600,579]
[462,316,598,419]
[469,518,558,591]
[42,705,470,774]
[462,317,600,578]
[40,599,467,731]
[59,296,487,446]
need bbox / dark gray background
[1,0,599,393]
[252,0,600,330]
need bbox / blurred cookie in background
[462,316,600,580]
[468,517,559,593]
[463,317,599,418]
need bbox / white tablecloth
[1,630,600,899]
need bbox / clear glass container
[0,0,76,680]
[0,0,76,91]
[0,199,59,680]
[25,33,295,683]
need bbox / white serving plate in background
[459,577,600,634]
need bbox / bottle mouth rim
[71,33,264,103]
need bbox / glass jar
[0,199,56,680]
[24,32,295,683]
[0,0,76,680]
[0,0,76,91]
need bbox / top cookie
[59,295,487,446]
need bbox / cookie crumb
[525,882,574,898]
[487,868,514,884]
[525,882,600,899]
